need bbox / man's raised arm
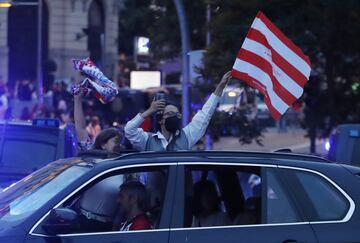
[124,99,165,151]
[183,71,232,148]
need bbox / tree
[203,0,360,153]
[118,0,155,55]
[147,0,207,59]
[118,0,207,59]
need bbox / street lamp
[0,0,43,105]
[172,0,190,126]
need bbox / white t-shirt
[80,175,124,217]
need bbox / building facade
[0,0,119,85]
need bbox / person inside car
[192,180,231,227]
[116,180,152,231]
[124,71,232,151]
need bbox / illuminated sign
[135,37,150,55]
[130,71,161,90]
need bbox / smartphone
[155,92,166,115]
[155,92,166,101]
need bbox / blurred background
[0,0,360,158]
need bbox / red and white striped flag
[231,11,311,120]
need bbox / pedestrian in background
[0,81,8,120]
[87,115,102,140]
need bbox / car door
[169,162,318,243]
[277,165,359,243]
[25,163,177,243]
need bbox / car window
[0,159,91,223]
[184,165,261,228]
[285,169,349,221]
[265,168,300,224]
[1,139,57,170]
[184,165,302,228]
[35,166,169,235]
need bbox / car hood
[0,225,26,242]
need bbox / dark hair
[120,180,149,211]
[192,180,220,217]
[93,127,123,150]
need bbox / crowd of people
[0,79,71,121]
[0,77,118,139]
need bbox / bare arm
[74,92,89,142]
[183,71,232,148]
[214,71,232,97]
[14,80,19,99]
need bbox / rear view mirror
[42,208,79,235]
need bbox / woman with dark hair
[192,180,231,227]
[74,88,124,153]
[92,127,123,152]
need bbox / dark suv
[0,151,359,243]
[0,119,77,188]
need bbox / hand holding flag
[214,71,233,97]
[231,11,311,120]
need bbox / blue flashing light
[349,130,359,137]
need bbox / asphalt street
[213,128,328,158]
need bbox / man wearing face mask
[124,71,232,151]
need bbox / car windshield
[0,158,92,223]
[220,95,237,105]
[1,139,57,170]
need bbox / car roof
[69,151,339,178]
[0,119,70,130]
[79,150,332,170]
[38,151,338,184]
[115,150,328,162]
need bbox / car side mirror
[42,208,80,235]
